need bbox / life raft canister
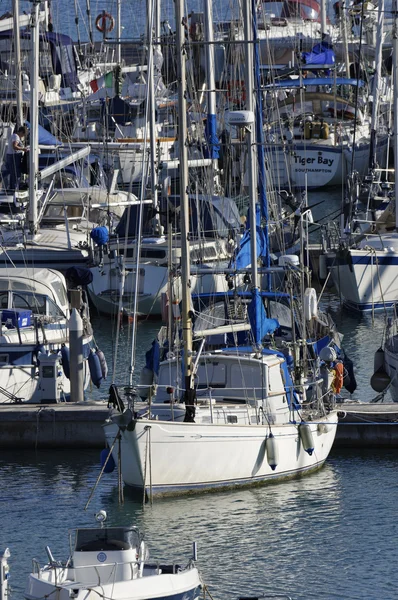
[95,11,115,33]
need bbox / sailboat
[322,0,397,311]
[102,0,338,499]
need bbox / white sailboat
[322,0,398,311]
[102,0,338,500]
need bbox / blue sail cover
[248,289,280,341]
[25,121,62,146]
[302,42,336,68]
[266,77,365,89]
[204,114,220,159]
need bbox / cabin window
[196,362,226,389]
[12,292,46,314]
[50,280,68,307]
[47,298,65,319]
[227,415,238,424]
[230,364,263,396]
[0,354,9,364]
[0,293,9,309]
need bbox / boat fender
[95,11,115,33]
[318,254,327,281]
[332,361,344,394]
[370,367,391,393]
[304,287,318,320]
[88,349,103,389]
[343,353,357,394]
[96,348,108,380]
[61,344,70,379]
[298,422,314,455]
[373,347,385,373]
[266,433,278,471]
[100,448,115,473]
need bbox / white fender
[304,287,318,321]
[298,422,314,455]
[266,433,279,471]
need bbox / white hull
[265,139,386,189]
[88,263,236,317]
[104,413,337,497]
[327,238,398,311]
[25,566,201,600]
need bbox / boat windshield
[74,527,142,552]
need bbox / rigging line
[84,431,120,511]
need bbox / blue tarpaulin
[248,289,280,343]
[302,42,336,68]
[25,121,62,146]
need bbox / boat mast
[28,0,40,234]
[320,0,327,39]
[175,0,195,417]
[147,0,159,229]
[13,0,23,128]
[203,0,218,182]
[116,0,121,64]
[369,0,384,169]
[394,0,398,231]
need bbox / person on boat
[6,126,27,191]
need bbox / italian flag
[89,71,113,93]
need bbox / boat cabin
[72,526,144,584]
[0,268,69,320]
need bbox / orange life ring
[332,361,344,394]
[95,12,115,34]
[227,80,246,106]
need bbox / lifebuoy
[304,287,318,321]
[332,361,344,394]
[227,80,246,106]
[95,11,115,34]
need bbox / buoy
[100,448,115,473]
[95,11,115,33]
[96,348,108,380]
[370,367,391,393]
[266,433,278,470]
[88,349,103,389]
[298,422,314,455]
[61,344,70,379]
[373,347,385,373]
[304,287,318,321]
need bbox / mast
[116,0,121,64]
[242,0,262,345]
[175,0,195,417]
[394,0,398,231]
[147,0,159,226]
[203,0,218,179]
[13,0,23,128]
[320,0,327,39]
[28,0,40,234]
[369,0,384,169]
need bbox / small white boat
[24,511,202,600]
[0,268,96,403]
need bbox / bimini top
[265,77,365,89]
[74,527,143,553]
[0,268,68,313]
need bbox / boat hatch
[74,527,142,552]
